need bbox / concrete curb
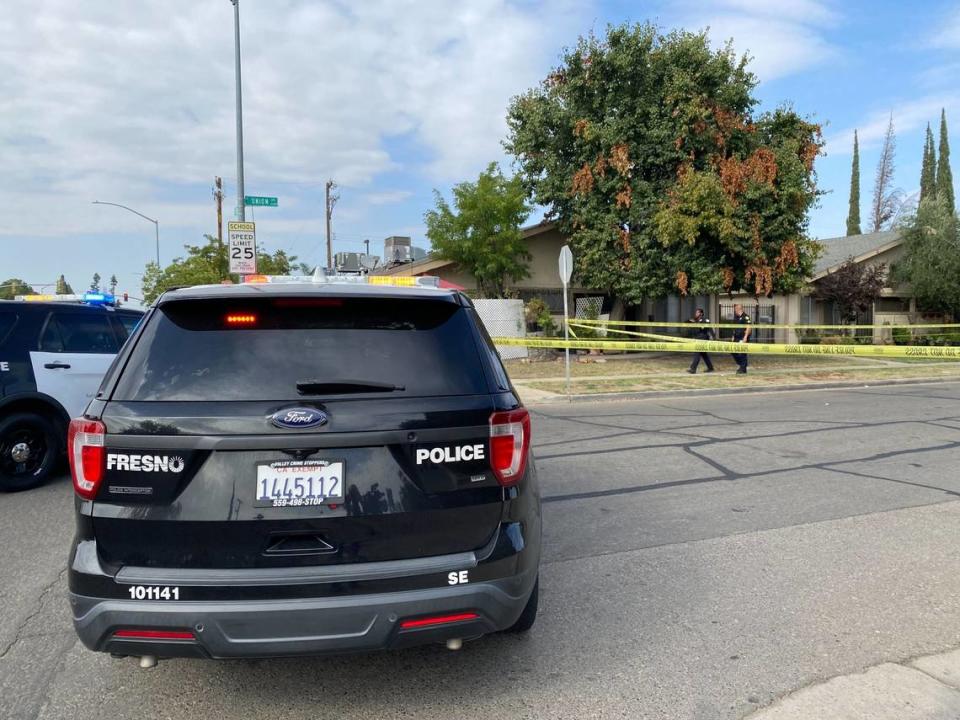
[522,376,960,404]
[747,647,960,719]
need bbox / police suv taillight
[489,409,531,487]
[68,418,106,500]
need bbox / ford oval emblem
[270,407,328,430]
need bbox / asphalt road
[4,381,960,720]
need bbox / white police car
[0,293,142,491]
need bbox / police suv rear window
[112,297,489,401]
[0,311,17,347]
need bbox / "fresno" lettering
[106,453,186,473]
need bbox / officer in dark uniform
[686,308,715,374]
[731,303,752,374]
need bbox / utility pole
[213,176,225,279]
[363,239,370,257]
[325,179,338,270]
[230,0,246,221]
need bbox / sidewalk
[506,355,960,402]
[748,647,960,719]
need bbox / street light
[230,0,246,221]
[91,201,160,266]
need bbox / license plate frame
[254,459,345,508]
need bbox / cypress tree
[937,108,955,213]
[920,123,936,202]
[846,130,862,235]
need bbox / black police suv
[0,299,142,491]
[68,279,541,660]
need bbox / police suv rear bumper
[68,521,539,658]
[69,574,534,658]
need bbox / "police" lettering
[415,444,485,465]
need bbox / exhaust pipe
[445,638,463,651]
[138,655,158,669]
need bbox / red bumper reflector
[399,612,480,630]
[113,629,195,640]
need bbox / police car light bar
[241,274,441,288]
[14,292,118,306]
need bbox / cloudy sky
[3,0,959,300]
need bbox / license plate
[255,459,344,508]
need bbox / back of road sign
[559,245,573,285]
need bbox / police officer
[731,303,752,374]
[686,308,715,374]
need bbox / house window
[876,297,910,313]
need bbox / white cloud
[0,0,588,238]
[823,94,960,157]
[363,190,415,206]
[931,7,960,48]
[668,0,840,82]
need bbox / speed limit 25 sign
[227,221,257,274]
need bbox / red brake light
[225,313,257,326]
[68,418,106,500]
[113,629,195,640]
[489,408,531,486]
[399,612,480,630]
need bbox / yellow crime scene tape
[490,335,960,360]
[566,321,687,342]
[573,318,960,331]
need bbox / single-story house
[375,223,922,342]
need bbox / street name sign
[244,196,278,207]
[227,221,257,274]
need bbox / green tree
[506,23,822,303]
[109,274,118,295]
[90,272,101,292]
[812,259,886,322]
[895,198,960,314]
[847,130,862,235]
[141,234,297,305]
[55,274,73,294]
[920,123,937,202]
[937,108,955,213]
[0,278,36,300]
[424,162,531,298]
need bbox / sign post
[558,245,573,396]
[227,220,257,276]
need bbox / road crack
[0,567,67,661]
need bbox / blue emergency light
[82,292,115,306]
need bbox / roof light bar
[240,273,442,288]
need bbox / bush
[524,298,549,330]
[798,329,821,344]
[537,310,558,337]
[892,326,912,346]
[820,335,856,345]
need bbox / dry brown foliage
[618,227,631,252]
[676,270,689,296]
[593,154,608,178]
[718,149,779,200]
[610,144,630,175]
[571,163,595,196]
[573,119,590,138]
[615,185,632,208]
[775,239,800,276]
[722,267,735,291]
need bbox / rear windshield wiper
[296,380,405,395]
